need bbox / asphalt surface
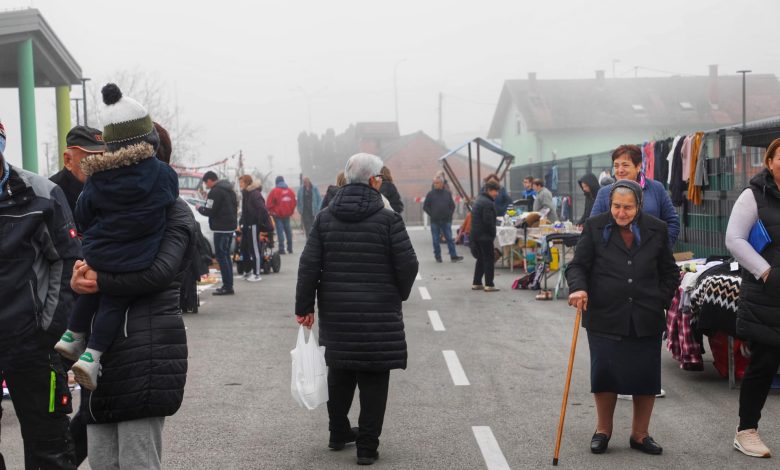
[2,226,780,469]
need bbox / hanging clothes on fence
[545,165,559,193]
[688,132,705,205]
[669,136,687,206]
[654,139,671,186]
[681,135,693,183]
[643,141,656,180]
[666,136,682,186]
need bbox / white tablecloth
[496,226,518,247]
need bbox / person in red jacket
[266,175,297,254]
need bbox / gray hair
[433,174,445,183]
[345,153,383,185]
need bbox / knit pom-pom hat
[99,83,159,152]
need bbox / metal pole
[476,142,482,187]
[71,98,82,126]
[393,58,406,127]
[737,70,751,128]
[81,77,91,126]
[468,143,474,201]
[55,86,71,166]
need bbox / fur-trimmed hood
[247,180,263,192]
[80,142,155,176]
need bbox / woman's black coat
[565,211,680,337]
[379,180,404,213]
[80,198,193,423]
[295,183,418,371]
[470,193,497,243]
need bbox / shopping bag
[290,326,328,410]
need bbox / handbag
[748,219,771,254]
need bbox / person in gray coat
[532,178,559,222]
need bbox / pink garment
[681,135,692,182]
[666,287,703,369]
[644,141,655,180]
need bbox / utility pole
[437,92,443,143]
[81,78,91,126]
[393,58,406,128]
[737,70,752,128]
[612,59,620,78]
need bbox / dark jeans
[472,240,495,287]
[302,212,314,239]
[327,368,390,452]
[739,342,780,430]
[213,232,234,290]
[1,344,76,469]
[69,293,131,352]
[430,222,457,259]
[274,216,293,253]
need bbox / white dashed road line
[442,350,470,386]
[472,426,511,470]
[427,310,445,331]
[416,273,422,281]
[419,286,431,300]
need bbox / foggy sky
[0,0,778,179]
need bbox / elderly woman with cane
[564,179,679,456]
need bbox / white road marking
[199,301,206,307]
[472,426,511,470]
[416,273,422,281]
[442,350,470,386]
[419,286,431,300]
[427,310,445,331]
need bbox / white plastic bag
[290,326,328,410]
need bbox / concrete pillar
[56,86,71,168]
[18,39,38,173]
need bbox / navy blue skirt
[587,330,662,395]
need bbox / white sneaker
[54,331,86,361]
[734,427,771,458]
[246,274,263,282]
[71,352,101,391]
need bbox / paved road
[2,227,780,469]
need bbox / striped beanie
[99,83,159,152]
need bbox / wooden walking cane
[552,307,582,466]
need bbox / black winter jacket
[0,165,82,352]
[380,180,404,213]
[81,198,192,423]
[565,211,680,337]
[295,183,418,371]
[320,185,340,211]
[77,142,178,273]
[240,182,271,232]
[470,193,497,243]
[49,167,84,213]
[198,179,238,231]
[576,173,600,225]
[423,188,455,224]
[737,169,780,346]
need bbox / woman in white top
[725,137,780,458]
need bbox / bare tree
[85,70,201,165]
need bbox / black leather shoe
[328,427,358,451]
[435,257,443,263]
[629,436,663,455]
[590,433,610,454]
[212,287,234,296]
[451,256,464,262]
[357,449,379,465]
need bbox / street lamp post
[737,70,752,128]
[393,58,407,127]
[71,98,82,125]
[81,77,91,126]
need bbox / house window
[750,147,764,167]
[679,101,694,111]
[632,104,646,114]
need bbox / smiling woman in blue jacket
[591,145,680,247]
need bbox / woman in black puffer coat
[71,197,193,468]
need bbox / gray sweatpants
[87,417,165,470]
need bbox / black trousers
[327,368,390,451]
[472,240,495,287]
[1,344,76,469]
[739,342,780,430]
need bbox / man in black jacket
[424,175,463,262]
[49,126,105,212]
[296,153,418,466]
[0,145,82,468]
[198,171,239,295]
[470,180,500,292]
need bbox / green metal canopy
[0,8,83,171]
